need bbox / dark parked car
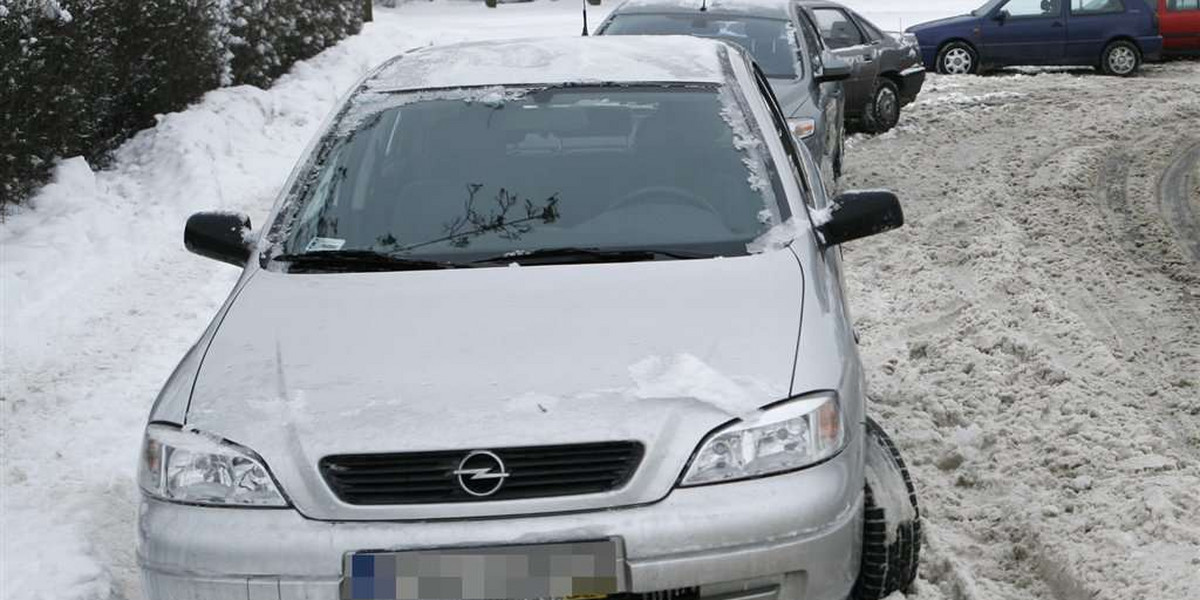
[797,0,926,133]
[908,0,1164,76]
[596,0,852,184]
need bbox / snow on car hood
[185,250,804,519]
[367,36,731,93]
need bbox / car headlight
[138,423,288,507]
[788,117,817,140]
[680,392,845,486]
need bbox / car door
[981,0,1068,65]
[793,8,843,168]
[1163,0,1200,51]
[808,6,878,112]
[1065,0,1134,62]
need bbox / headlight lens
[138,424,288,507]
[680,392,844,486]
[788,117,817,140]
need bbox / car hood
[186,249,805,519]
[906,14,978,35]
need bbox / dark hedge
[0,0,365,208]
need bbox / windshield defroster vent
[320,442,644,505]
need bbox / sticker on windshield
[305,237,346,252]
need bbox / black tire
[936,40,978,75]
[1099,40,1142,76]
[852,417,922,600]
[861,79,901,135]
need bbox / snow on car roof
[365,36,738,92]
[612,0,791,18]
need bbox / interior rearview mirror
[817,190,904,246]
[815,55,853,83]
[185,211,254,267]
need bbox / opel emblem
[453,450,510,497]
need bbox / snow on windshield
[270,83,783,265]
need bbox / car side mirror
[815,55,852,83]
[485,0,497,7]
[587,0,602,5]
[817,190,904,246]
[185,211,254,267]
[994,9,1010,22]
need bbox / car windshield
[972,0,1007,15]
[271,86,780,268]
[602,14,800,79]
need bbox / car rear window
[1166,0,1197,9]
[272,86,782,264]
[602,14,800,78]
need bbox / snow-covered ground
[2,1,1197,600]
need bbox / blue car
[907,0,1164,76]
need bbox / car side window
[1071,0,1125,13]
[794,11,826,73]
[750,64,817,210]
[1168,0,1200,10]
[812,8,866,50]
[851,13,885,43]
[1000,0,1062,17]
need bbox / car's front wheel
[861,79,901,134]
[1099,40,1142,76]
[852,417,922,600]
[936,41,978,75]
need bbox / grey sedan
[797,0,926,133]
[596,0,853,184]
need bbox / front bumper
[897,66,927,106]
[138,446,863,600]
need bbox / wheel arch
[938,37,979,56]
[879,70,904,94]
[1105,34,1142,52]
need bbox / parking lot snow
[841,63,1200,599]
[2,2,1197,600]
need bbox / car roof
[610,0,792,20]
[793,0,849,9]
[363,36,739,93]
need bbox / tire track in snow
[1158,140,1200,264]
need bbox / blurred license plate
[342,540,625,600]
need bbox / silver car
[138,36,920,600]
[596,0,853,185]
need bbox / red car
[1161,0,1200,53]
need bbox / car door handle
[862,54,874,62]
[1052,21,1063,27]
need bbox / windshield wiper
[472,247,714,266]
[273,250,472,272]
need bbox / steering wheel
[606,185,723,216]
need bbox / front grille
[320,441,644,505]
[626,589,700,600]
